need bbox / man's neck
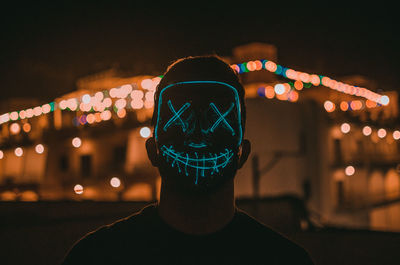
[157,179,235,235]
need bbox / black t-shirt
[61,204,314,265]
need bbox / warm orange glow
[10,123,21,135]
[23,123,31,133]
[276,92,288,101]
[362,126,372,136]
[131,99,144,109]
[15,147,23,157]
[366,99,377,108]
[350,100,363,110]
[26,108,34,118]
[294,80,303,90]
[321,76,331,86]
[110,177,121,188]
[283,83,291,93]
[42,104,51,114]
[393,130,400,140]
[299,72,310,83]
[131,90,144,100]
[231,64,240,73]
[340,101,349,111]
[324,101,335,112]
[254,60,263,70]
[345,166,355,176]
[265,61,277,72]
[144,100,154,109]
[288,91,299,102]
[286,69,298,80]
[35,144,44,154]
[310,75,320,86]
[33,106,42,116]
[95,92,104,102]
[0,150,3,159]
[67,99,78,111]
[377,128,387,138]
[94,113,102,123]
[340,123,351,134]
[264,86,275,99]
[103,98,112,108]
[19,110,26,119]
[115,99,127,110]
[10,111,19,120]
[86,114,95,124]
[72,137,82,148]
[141,79,153,90]
[74,184,84,194]
[20,190,39,201]
[247,61,256,71]
[117,108,126,118]
[100,110,112,121]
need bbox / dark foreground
[1,197,399,265]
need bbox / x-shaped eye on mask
[155,80,243,148]
[163,100,191,132]
[207,102,235,136]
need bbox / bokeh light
[10,123,21,135]
[15,147,23,157]
[377,128,387,138]
[324,101,335,112]
[0,150,3,159]
[274,84,285,95]
[72,137,82,148]
[140,127,151,138]
[340,123,351,134]
[23,123,31,133]
[74,184,84,194]
[345,166,355,176]
[393,130,400,140]
[110,177,121,188]
[35,144,44,154]
[362,126,372,136]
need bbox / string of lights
[0,59,389,126]
[230,60,390,106]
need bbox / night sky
[1,1,399,102]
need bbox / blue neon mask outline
[208,102,235,136]
[163,100,191,132]
[160,145,234,184]
[155,80,243,147]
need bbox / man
[62,55,314,265]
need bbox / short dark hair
[152,55,246,132]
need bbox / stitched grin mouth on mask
[160,145,234,184]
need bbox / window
[112,145,126,170]
[336,180,345,207]
[80,155,92,178]
[59,155,69,172]
[333,139,342,164]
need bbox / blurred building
[0,42,399,233]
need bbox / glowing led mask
[155,81,243,187]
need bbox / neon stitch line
[161,145,233,171]
[188,142,207,148]
[163,100,191,132]
[154,81,243,147]
[209,102,235,135]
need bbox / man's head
[146,56,250,194]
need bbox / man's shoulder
[61,203,157,264]
[234,208,314,264]
[84,203,157,239]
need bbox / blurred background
[0,1,399,265]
